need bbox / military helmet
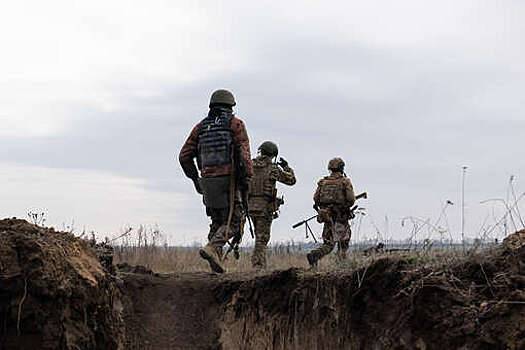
[258,141,279,157]
[209,89,236,107]
[328,157,345,172]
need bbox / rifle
[292,192,368,241]
[224,156,254,260]
[241,189,255,239]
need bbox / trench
[121,254,525,350]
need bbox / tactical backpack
[197,110,234,209]
[197,111,233,170]
[318,177,347,206]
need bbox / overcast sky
[1,1,524,245]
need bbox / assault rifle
[292,192,368,242]
[224,156,254,260]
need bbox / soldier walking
[307,158,356,267]
[248,141,296,270]
[179,89,253,273]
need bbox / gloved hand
[192,178,203,194]
[278,157,289,168]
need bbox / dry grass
[113,245,310,273]
[111,224,496,273]
[113,243,484,274]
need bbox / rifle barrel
[292,215,318,229]
[355,191,367,200]
[292,221,305,229]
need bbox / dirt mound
[0,219,125,350]
[1,218,523,349]
[216,231,525,349]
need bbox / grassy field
[113,241,492,274]
[111,223,503,273]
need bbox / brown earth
[0,218,124,350]
[1,219,524,349]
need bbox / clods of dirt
[0,218,125,350]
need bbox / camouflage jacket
[179,113,253,179]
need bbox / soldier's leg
[207,203,243,249]
[206,207,225,241]
[337,239,350,260]
[200,207,229,273]
[307,223,335,266]
[251,216,272,269]
[340,223,352,259]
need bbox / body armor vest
[197,112,233,169]
[249,158,276,200]
[318,176,346,206]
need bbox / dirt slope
[1,219,523,349]
[0,218,124,350]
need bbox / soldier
[179,89,253,273]
[307,158,356,267]
[248,141,296,270]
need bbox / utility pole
[461,166,468,253]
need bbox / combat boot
[306,252,319,269]
[199,245,225,273]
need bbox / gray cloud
[2,4,525,242]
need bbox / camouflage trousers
[251,215,273,269]
[206,203,244,256]
[309,220,351,261]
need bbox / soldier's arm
[277,165,297,186]
[231,117,253,178]
[178,124,200,180]
[345,178,356,207]
[313,181,322,210]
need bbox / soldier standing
[179,89,253,273]
[248,141,296,270]
[307,158,356,267]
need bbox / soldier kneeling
[307,158,356,267]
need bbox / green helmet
[328,157,345,172]
[209,89,236,107]
[258,141,279,157]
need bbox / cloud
[1,0,524,243]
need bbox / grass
[113,240,489,274]
[111,224,502,274]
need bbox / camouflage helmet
[258,141,279,157]
[209,89,236,107]
[328,157,345,172]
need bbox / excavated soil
[0,218,124,350]
[1,219,524,349]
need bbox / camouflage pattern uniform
[308,161,355,265]
[248,154,296,269]
[179,90,253,273]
